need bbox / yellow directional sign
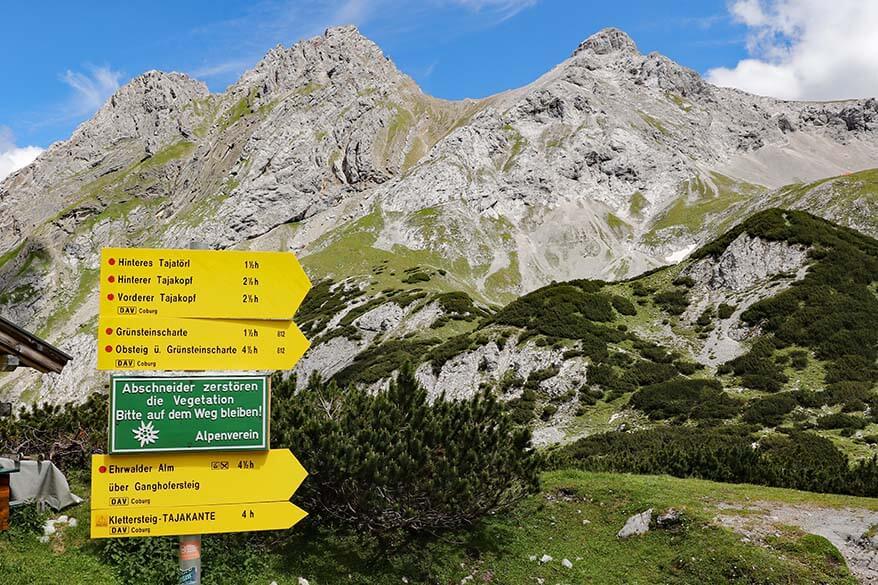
[97,316,310,371]
[98,247,311,320]
[90,501,307,538]
[90,450,307,508]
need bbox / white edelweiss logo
[132,420,160,447]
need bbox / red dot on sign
[108,275,115,283]
[105,328,113,335]
[99,466,107,474]
[105,345,113,353]
[108,258,116,266]
[107,293,114,301]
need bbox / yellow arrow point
[277,449,309,498]
[285,503,309,528]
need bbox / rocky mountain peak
[3,25,878,410]
[233,24,406,100]
[95,71,208,131]
[75,70,208,156]
[572,27,638,57]
[109,70,208,105]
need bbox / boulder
[618,508,653,538]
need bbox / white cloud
[0,127,43,182]
[706,0,878,100]
[61,66,123,117]
[190,59,252,80]
[448,0,537,21]
[332,0,373,24]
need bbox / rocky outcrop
[573,28,639,57]
[1,25,877,406]
[684,234,808,292]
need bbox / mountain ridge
[1,25,877,413]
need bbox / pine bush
[270,366,540,537]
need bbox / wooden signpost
[91,245,312,585]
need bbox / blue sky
[2,0,877,178]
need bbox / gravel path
[716,502,878,584]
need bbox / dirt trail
[716,502,878,584]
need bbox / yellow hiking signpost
[91,244,314,583]
[97,316,310,371]
[90,501,308,538]
[90,450,307,509]
[98,247,311,320]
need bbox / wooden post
[0,474,10,532]
[179,241,208,585]
[178,534,202,584]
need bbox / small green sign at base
[110,375,269,454]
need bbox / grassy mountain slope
[2,470,870,584]
[296,209,878,466]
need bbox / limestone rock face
[684,234,809,292]
[1,25,877,406]
[573,28,639,56]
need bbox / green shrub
[8,503,44,535]
[100,533,271,585]
[638,343,674,363]
[717,303,737,319]
[673,361,702,375]
[550,425,878,497]
[742,394,797,426]
[402,271,431,284]
[791,390,823,408]
[540,404,559,420]
[700,210,878,393]
[527,365,560,384]
[629,377,741,421]
[427,334,481,375]
[696,308,713,327]
[653,288,689,315]
[497,370,523,393]
[825,355,878,383]
[0,393,107,471]
[587,364,614,388]
[433,291,488,320]
[487,281,630,360]
[722,340,789,392]
[100,537,177,585]
[508,388,538,425]
[271,366,540,537]
[740,374,786,392]
[578,386,604,405]
[610,295,637,316]
[334,338,439,385]
[628,360,679,386]
[824,381,873,406]
[816,413,868,430]
[296,279,363,333]
[789,349,809,370]
[842,400,867,413]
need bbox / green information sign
[109,375,269,454]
